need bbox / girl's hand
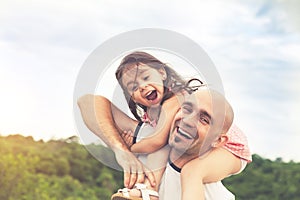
[121,130,134,148]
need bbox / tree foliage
[1,134,299,199]
[223,154,300,200]
[0,134,122,200]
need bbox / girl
[78,51,251,200]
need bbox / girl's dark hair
[115,51,203,121]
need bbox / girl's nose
[139,84,148,92]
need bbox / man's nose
[181,114,197,128]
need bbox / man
[159,88,235,200]
[112,88,236,200]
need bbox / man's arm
[77,94,127,149]
[77,94,156,188]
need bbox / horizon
[2,133,298,163]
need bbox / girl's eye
[143,76,149,81]
[132,86,138,91]
[128,84,138,92]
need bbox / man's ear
[211,134,228,148]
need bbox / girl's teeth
[146,91,157,101]
[146,91,152,97]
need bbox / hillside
[0,134,299,200]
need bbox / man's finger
[136,171,145,184]
[123,172,130,188]
[144,168,156,187]
[135,161,146,183]
[128,171,137,188]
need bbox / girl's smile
[145,90,158,101]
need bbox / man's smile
[177,127,195,140]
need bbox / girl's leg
[181,148,241,200]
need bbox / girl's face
[121,64,166,108]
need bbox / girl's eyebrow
[126,81,137,88]
[136,68,148,74]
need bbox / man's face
[168,89,227,156]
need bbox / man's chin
[169,137,193,153]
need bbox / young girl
[78,51,251,200]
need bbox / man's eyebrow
[181,101,193,107]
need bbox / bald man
[159,89,235,200]
[112,89,236,200]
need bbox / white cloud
[0,0,299,161]
[277,0,300,32]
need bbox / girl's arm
[77,94,155,188]
[181,148,241,200]
[130,95,182,154]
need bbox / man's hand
[113,148,156,188]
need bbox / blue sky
[0,0,299,162]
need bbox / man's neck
[169,150,197,170]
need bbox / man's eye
[182,106,192,114]
[200,117,209,124]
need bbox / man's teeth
[178,128,193,139]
